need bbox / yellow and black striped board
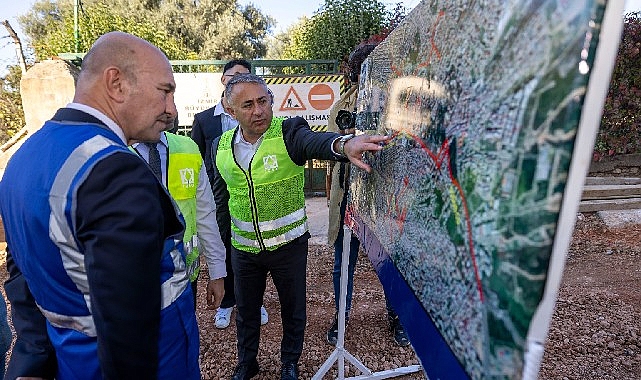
[266,75,346,132]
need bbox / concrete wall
[588,153,641,177]
[21,59,79,135]
[0,59,79,177]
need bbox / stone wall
[0,59,79,176]
[588,153,641,178]
[20,59,79,135]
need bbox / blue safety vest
[0,121,200,379]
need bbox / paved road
[305,196,329,246]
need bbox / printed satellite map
[348,1,616,379]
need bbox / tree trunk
[1,20,27,75]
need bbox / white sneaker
[260,305,269,325]
[214,307,233,329]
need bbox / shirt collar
[131,132,168,149]
[66,102,127,144]
[213,101,226,116]
[233,127,264,148]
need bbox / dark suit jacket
[2,108,184,378]
[191,106,223,190]
[4,247,57,379]
[191,106,229,247]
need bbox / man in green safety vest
[133,128,227,309]
[211,73,390,380]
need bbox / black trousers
[232,235,309,365]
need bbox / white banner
[174,73,224,126]
[174,73,342,129]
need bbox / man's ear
[104,67,126,103]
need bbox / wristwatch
[337,134,355,156]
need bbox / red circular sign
[308,84,335,110]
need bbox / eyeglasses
[223,72,249,77]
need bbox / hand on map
[343,134,392,173]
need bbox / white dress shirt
[213,100,239,133]
[233,128,265,171]
[133,133,227,280]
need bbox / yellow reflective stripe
[232,221,308,249]
[161,245,190,309]
[231,207,306,233]
[49,135,122,315]
[39,304,97,337]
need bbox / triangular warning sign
[279,86,307,111]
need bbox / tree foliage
[596,12,641,159]
[0,0,275,142]
[0,66,24,144]
[266,20,309,60]
[280,0,405,62]
[18,0,275,60]
[122,0,275,59]
[20,0,194,60]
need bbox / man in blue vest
[191,59,270,329]
[211,73,390,380]
[0,31,200,379]
[132,130,227,310]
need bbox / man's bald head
[78,31,165,87]
[73,31,177,144]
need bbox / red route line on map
[387,130,484,302]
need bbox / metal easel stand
[312,225,422,380]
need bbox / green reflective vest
[132,133,202,281]
[215,118,307,253]
[166,133,201,281]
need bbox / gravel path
[1,212,639,379]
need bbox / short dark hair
[347,43,377,82]
[223,59,251,74]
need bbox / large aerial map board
[347,1,623,379]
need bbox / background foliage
[0,1,639,161]
[21,1,194,60]
[18,0,275,60]
[0,66,23,143]
[280,0,398,61]
[595,12,641,160]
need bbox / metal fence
[58,54,338,195]
[58,54,339,77]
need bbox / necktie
[145,142,162,180]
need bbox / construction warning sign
[308,84,335,110]
[266,75,345,131]
[174,73,347,131]
[279,87,307,111]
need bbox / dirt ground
[1,211,640,379]
[538,213,641,379]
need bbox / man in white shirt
[133,129,227,309]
